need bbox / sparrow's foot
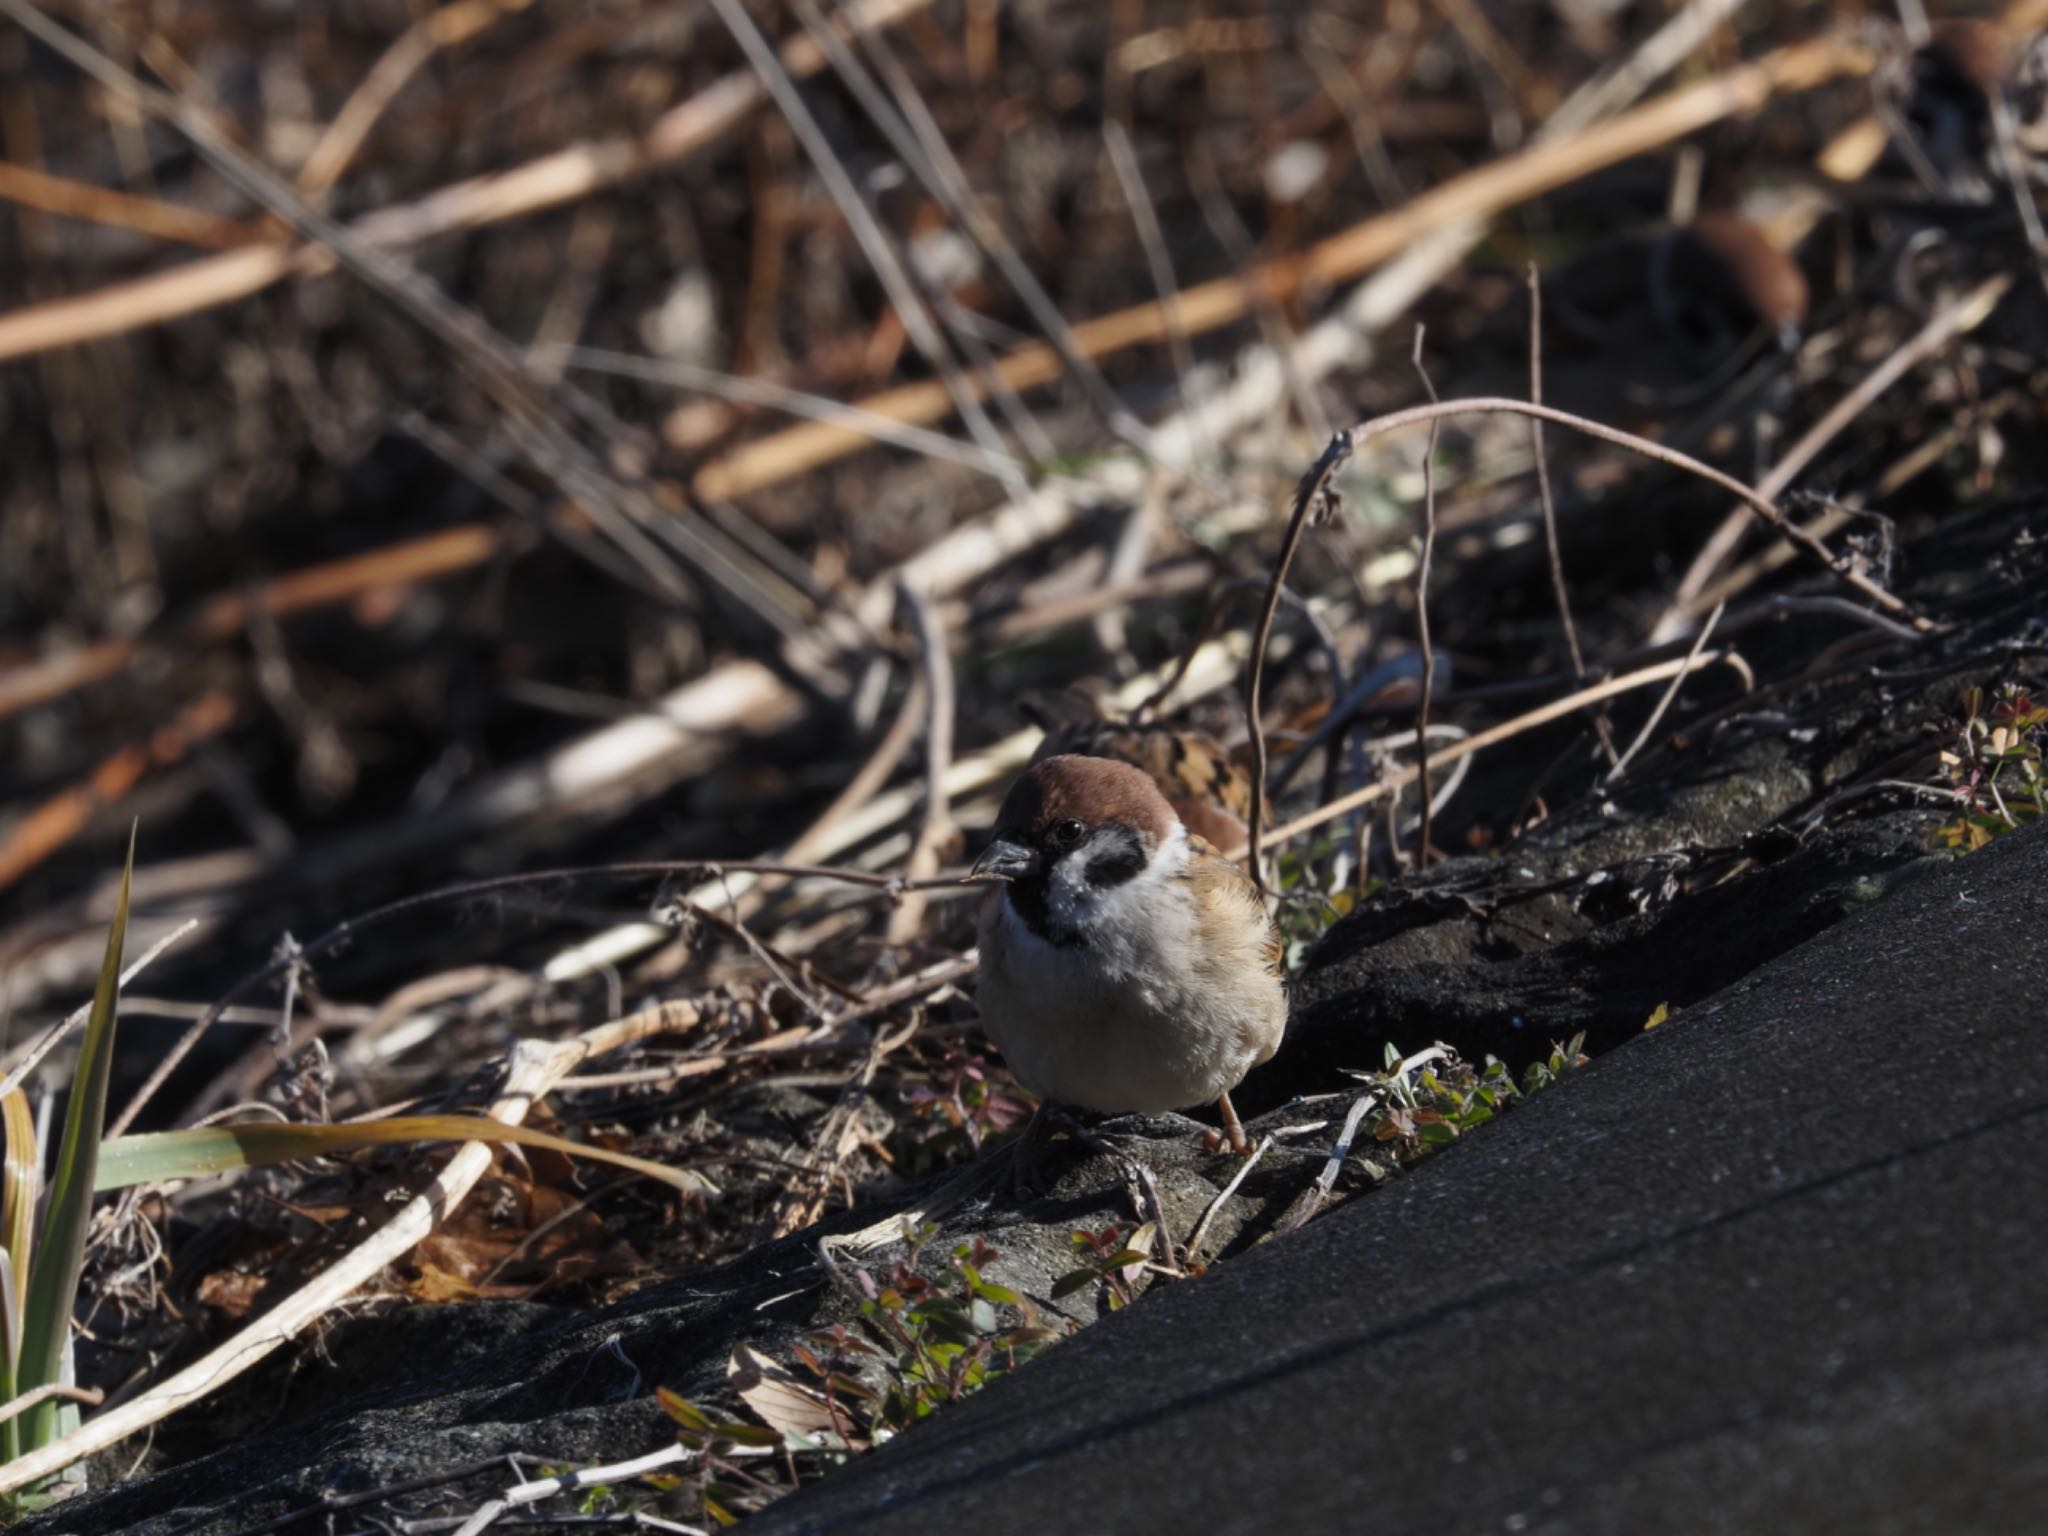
[1202,1091,1254,1156]
[995,1102,1112,1199]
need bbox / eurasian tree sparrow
[971,750,1287,1155]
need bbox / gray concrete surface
[756,823,2048,1536]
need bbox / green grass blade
[0,1087,37,1464]
[2,1087,37,1338]
[15,829,132,1453]
[97,1115,715,1197]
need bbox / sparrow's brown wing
[1186,832,1287,984]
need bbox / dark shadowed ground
[750,820,2048,1536]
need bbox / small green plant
[819,1226,1053,1434]
[1934,684,2047,850]
[1270,834,1378,969]
[1362,1035,1586,1160]
[893,1052,1034,1173]
[652,1228,1055,1525]
[0,841,134,1495]
[656,1391,803,1525]
[1051,1222,1158,1311]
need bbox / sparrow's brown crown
[1017,688,1255,852]
[990,754,1177,853]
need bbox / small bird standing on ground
[971,711,1287,1156]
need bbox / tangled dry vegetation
[2,0,2047,1525]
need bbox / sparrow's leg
[998,1101,1115,1198]
[1213,1090,1252,1156]
[999,1102,1057,1198]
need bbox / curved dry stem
[1242,395,1926,886]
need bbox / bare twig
[1236,651,1738,859]
[781,679,929,872]
[1606,603,1728,784]
[695,0,1025,500]
[1546,0,1745,133]
[981,559,1212,648]
[1245,392,1925,873]
[887,583,960,945]
[296,0,532,203]
[1102,120,1205,426]
[1409,330,1442,866]
[1184,1134,1275,1264]
[0,0,942,363]
[106,859,978,1139]
[1272,1045,1449,1237]
[1268,651,1440,797]
[1656,270,2014,638]
[812,0,1155,453]
[1526,262,1621,771]
[0,1383,104,1428]
[0,692,235,892]
[1273,1092,1378,1239]
[0,161,258,248]
[1245,430,1357,891]
[557,347,1021,483]
[683,31,1874,499]
[1091,478,1164,668]
[0,520,505,723]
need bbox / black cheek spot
[1004,872,1079,947]
[1085,844,1146,889]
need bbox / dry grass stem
[1607,604,1728,784]
[0,161,259,249]
[1240,650,1739,858]
[886,583,959,945]
[0,0,941,363]
[1657,270,2016,637]
[0,1003,710,1496]
[1409,329,1443,866]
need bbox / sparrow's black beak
[971,837,1040,881]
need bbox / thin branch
[1245,431,1357,891]
[1244,390,1926,872]
[1102,120,1206,427]
[296,0,529,203]
[1528,262,1618,765]
[1607,602,1727,784]
[0,919,196,1099]
[1409,329,1442,866]
[0,161,258,248]
[1184,1134,1274,1264]
[695,0,1026,501]
[1656,269,2013,637]
[1235,651,1739,859]
[887,581,959,944]
[811,0,1155,453]
[0,523,500,724]
[554,346,1022,482]
[0,0,942,363]
[105,859,979,1139]
[0,1382,104,1428]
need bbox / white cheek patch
[1041,823,1188,937]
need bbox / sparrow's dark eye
[1046,818,1086,850]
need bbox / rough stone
[749,822,2048,1536]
